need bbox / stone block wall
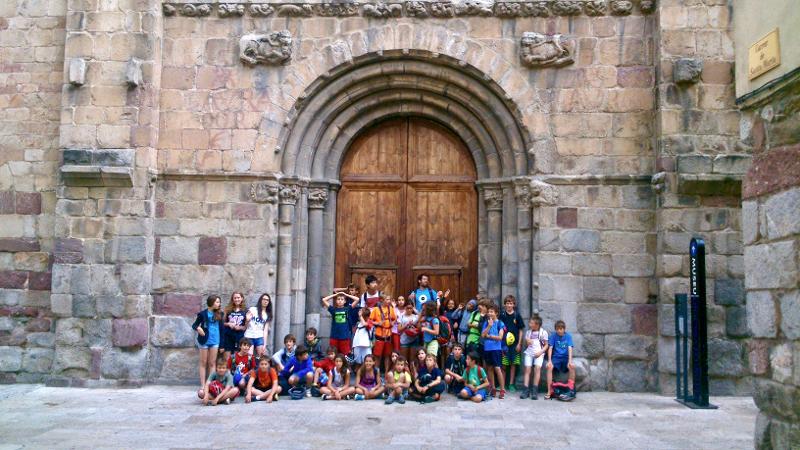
[739,75,800,448]
[0,0,66,382]
[653,0,752,395]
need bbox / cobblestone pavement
[0,385,756,449]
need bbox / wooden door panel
[408,118,477,182]
[349,267,397,300]
[340,119,406,182]
[406,185,477,265]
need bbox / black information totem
[674,237,717,409]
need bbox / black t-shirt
[499,310,524,338]
[417,366,442,387]
[445,355,466,376]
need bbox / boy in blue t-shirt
[321,292,359,355]
[480,304,507,399]
[546,320,575,399]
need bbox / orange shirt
[250,367,277,389]
[369,305,397,338]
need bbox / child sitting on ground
[459,351,490,403]
[199,358,239,406]
[481,304,507,399]
[272,334,297,372]
[521,315,549,400]
[278,345,314,395]
[354,354,385,400]
[312,347,337,388]
[304,327,323,362]
[444,343,467,394]
[413,353,445,403]
[245,357,281,403]
[546,320,576,400]
[385,357,411,405]
[320,353,355,401]
[227,337,256,392]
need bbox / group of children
[194,275,577,405]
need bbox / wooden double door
[335,118,478,304]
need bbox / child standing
[499,295,525,392]
[199,357,239,406]
[481,304,507,399]
[391,296,406,353]
[244,293,272,358]
[397,301,419,365]
[322,292,358,356]
[192,295,223,396]
[521,315,549,400]
[384,357,411,405]
[351,307,372,371]
[222,292,247,360]
[320,354,355,401]
[369,294,397,375]
[419,302,441,358]
[464,300,485,357]
[354,354,385,400]
[358,275,382,310]
[459,351,490,403]
[546,320,575,399]
[245,357,281,403]
[278,345,314,394]
[444,343,467,394]
[458,299,477,347]
[304,327,323,362]
[413,353,445,403]
[227,338,256,392]
[271,334,297,372]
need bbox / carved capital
[583,0,607,16]
[639,0,657,14]
[610,0,634,15]
[363,3,402,18]
[218,3,245,17]
[307,188,329,209]
[248,4,275,16]
[530,180,558,206]
[551,0,581,16]
[279,184,301,205]
[482,188,503,211]
[178,3,212,17]
[406,1,429,17]
[520,32,574,68]
[240,31,292,66]
[513,178,533,209]
[250,182,280,203]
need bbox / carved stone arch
[270,50,538,348]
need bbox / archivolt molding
[162,1,654,19]
[276,50,534,181]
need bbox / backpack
[360,290,383,309]
[437,315,452,345]
[552,380,576,401]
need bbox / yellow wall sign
[749,28,781,80]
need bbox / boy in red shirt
[313,347,337,387]
[227,338,256,391]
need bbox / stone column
[305,185,329,332]
[483,186,503,301]
[501,185,519,300]
[514,178,533,318]
[275,184,299,350]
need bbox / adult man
[409,274,438,312]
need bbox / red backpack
[437,315,452,345]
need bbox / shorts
[551,357,570,373]
[483,349,502,367]
[462,386,487,401]
[501,353,522,366]
[392,333,400,352]
[425,340,439,357]
[248,336,265,348]
[222,331,245,353]
[232,371,248,386]
[329,338,351,355]
[524,353,545,368]
[197,339,219,349]
[353,346,371,364]
[457,333,467,346]
[373,337,393,357]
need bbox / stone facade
[0,0,758,395]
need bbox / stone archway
[272,50,535,347]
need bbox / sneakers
[384,395,394,405]
[508,385,517,393]
[354,394,365,401]
[520,387,529,399]
[498,389,505,399]
[305,389,312,398]
[345,394,353,400]
[225,398,231,405]
[321,394,329,401]
[423,396,436,403]
[531,390,538,400]
[397,395,405,404]
[491,388,497,398]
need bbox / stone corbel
[250,182,280,203]
[513,177,533,210]
[519,32,575,68]
[279,184,301,206]
[240,31,293,66]
[307,187,329,209]
[529,179,558,206]
[482,187,504,211]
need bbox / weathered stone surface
[605,334,654,360]
[539,275,583,302]
[153,293,203,316]
[631,304,657,336]
[119,265,152,296]
[101,348,149,379]
[747,290,777,338]
[583,277,623,302]
[560,229,600,252]
[26,332,55,348]
[753,378,800,423]
[764,187,800,240]
[573,255,612,276]
[0,346,23,372]
[22,348,54,373]
[744,241,797,289]
[708,338,744,377]
[577,333,605,358]
[578,304,631,333]
[159,237,198,264]
[0,238,40,252]
[112,318,148,347]
[155,348,196,381]
[150,316,195,347]
[198,236,226,265]
[779,291,800,340]
[674,58,703,84]
[609,360,650,392]
[725,305,749,337]
[714,278,744,305]
[612,255,655,277]
[556,207,577,228]
[770,343,793,384]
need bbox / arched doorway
[335,118,478,302]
